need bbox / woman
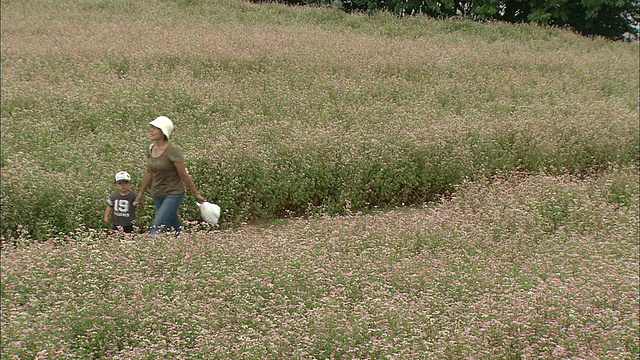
[136,116,206,235]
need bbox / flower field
[1,0,639,357]
[1,0,638,239]
[2,169,638,358]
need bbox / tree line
[253,0,639,41]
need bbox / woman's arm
[135,168,153,207]
[175,161,206,203]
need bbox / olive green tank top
[147,143,186,196]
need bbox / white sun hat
[115,171,131,182]
[197,202,221,225]
[149,116,174,138]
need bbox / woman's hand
[195,194,206,204]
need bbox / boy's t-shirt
[107,192,137,226]
[147,143,186,196]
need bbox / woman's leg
[150,195,165,235]
[151,193,185,235]
[166,193,184,234]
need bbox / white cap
[149,116,174,138]
[115,171,131,182]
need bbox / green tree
[337,0,639,40]
[523,0,638,39]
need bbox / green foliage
[606,170,640,208]
[105,56,131,79]
[410,230,444,254]
[1,184,65,241]
[269,0,639,40]
[185,141,463,227]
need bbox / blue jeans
[150,193,185,235]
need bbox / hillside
[1,0,638,236]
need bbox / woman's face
[148,126,164,141]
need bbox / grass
[1,0,639,356]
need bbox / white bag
[197,202,221,225]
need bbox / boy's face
[116,181,132,193]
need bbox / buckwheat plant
[2,168,637,358]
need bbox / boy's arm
[104,205,112,223]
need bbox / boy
[104,171,137,233]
